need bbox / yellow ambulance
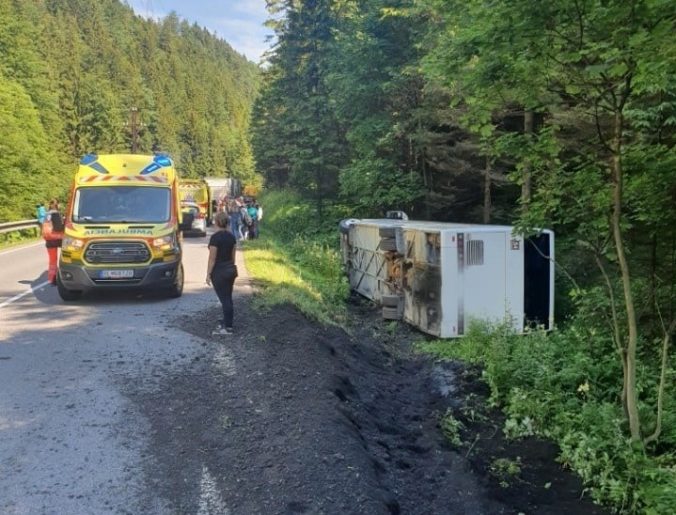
[57,154,184,300]
[179,178,211,224]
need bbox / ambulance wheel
[167,264,184,298]
[56,275,82,301]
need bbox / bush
[0,227,41,249]
[418,322,676,513]
[258,189,352,247]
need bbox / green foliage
[0,228,40,250]
[0,0,260,221]
[256,1,676,512]
[339,155,424,215]
[252,0,347,206]
[254,0,454,218]
[419,322,676,512]
[259,189,352,246]
[439,409,464,447]
[243,189,349,325]
[489,457,522,488]
[0,73,69,220]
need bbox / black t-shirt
[49,211,65,232]
[209,230,236,265]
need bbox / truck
[203,177,242,216]
[340,218,554,338]
[57,154,184,301]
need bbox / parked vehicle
[340,218,554,337]
[179,178,211,226]
[180,201,207,237]
[57,154,184,300]
[203,176,242,216]
[203,177,241,198]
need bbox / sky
[124,0,273,64]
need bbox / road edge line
[0,241,43,256]
[0,281,51,309]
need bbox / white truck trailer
[204,177,242,202]
[340,219,554,338]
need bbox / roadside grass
[242,189,350,326]
[0,229,41,251]
[244,238,349,326]
[418,322,676,513]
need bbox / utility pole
[130,107,140,153]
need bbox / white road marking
[197,465,229,515]
[0,241,42,256]
[0,281,50,310]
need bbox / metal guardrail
[0,219,39,235]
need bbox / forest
[1,0,675,512]
[0,0,259,222]
[252,0,676,512]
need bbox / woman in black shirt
[206,212,238,335]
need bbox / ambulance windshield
[73,186,171,223]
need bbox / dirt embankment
[125,293,605,514]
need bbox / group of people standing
[37,199,65,285]
[217,197,262,243]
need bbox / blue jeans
[229,213,241,241]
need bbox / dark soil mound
[124,294,605,514]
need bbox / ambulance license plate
[99,269,134,279]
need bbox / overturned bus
[340,218,554,338]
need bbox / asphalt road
[0,237,605,515]
[0,235,247,514]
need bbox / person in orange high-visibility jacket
[42,199,65,285]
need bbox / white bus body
[341,219,554,338]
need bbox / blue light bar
[80,154,98,165]
[140,163,161,175]
[154,155,172,167]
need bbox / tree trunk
[522,110,534,210]
[671,226,675,323]
[419,118,432,220]
[316,169,324,221]
[483,155,492,224]
[611,110,641,441]
[595,252,628,414]
[650,233,657,317]
[644,321,675,445]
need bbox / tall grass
[243,190,349,325]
